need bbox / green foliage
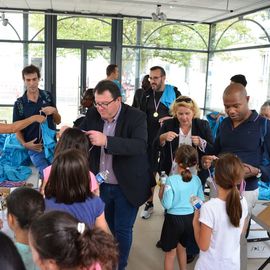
[123,19,209,68]
[29,14,265,69]
[57,16,111,41]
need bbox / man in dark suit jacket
[80,80,151,270]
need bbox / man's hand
[243,163,260,178]
[23,138,43,152]
[86,130,107,147]
[201,155,218,169]
[31,115,46,123]
[40,106,57,116]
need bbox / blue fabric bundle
[258,180,270,200]
[2,134,30,166]
[40,120,56,164]
[206,111,225,139]
[0,134,32,182]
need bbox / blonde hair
[170,96,201,118]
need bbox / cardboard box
[247,229,270,258]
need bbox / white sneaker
[140,202,154,219]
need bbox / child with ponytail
[193,153,248,270]
[29,211,119,270]
[159,144,204,270]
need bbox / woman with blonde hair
[155,96,213,187]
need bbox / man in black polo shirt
[13,65,61,180]
[205,83,270,202]
[203,83,270,270]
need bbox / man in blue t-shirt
[13,64,61,179]
[106,64,126,102]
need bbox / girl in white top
[193,153,248,270]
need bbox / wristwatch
[256,168,262,178]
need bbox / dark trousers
[100,184,138,270]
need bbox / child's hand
[0,218,3,229]
[201,155,218,169]
[193,209,200,225]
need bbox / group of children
[0,127,117,270]
[1,123,250,270]
[157,145,248,270]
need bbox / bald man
[203,83,270,270]
[205,83,270,199]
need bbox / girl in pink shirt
[41,127,99,195]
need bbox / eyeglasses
[148,76,163,81]
[94,99,116,108]
[176,97,193,103]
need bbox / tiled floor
[127,190,270,270]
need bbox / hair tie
[77,222,85,234]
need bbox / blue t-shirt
[45,196,104,227]
[15,242,38,270]
[162,174,204,215]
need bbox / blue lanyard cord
[38,111,43,144]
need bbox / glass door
[56,46,111,127]
[86,48,111,88]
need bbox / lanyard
[38,111,43,144]
[153,91,162,117]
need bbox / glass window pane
[123,19,209,50]
[29,43,45,89]
[245,8,270,38]
[0,107,13,123]
[122,48,207,109]
[0,13,23,40]
[123,19,137,45]
[206,48,270,113]
[57,16,112,41]
[0,42,45,106]
[213,17,270,50]
[141,22,209,50]
[0,43,24,104]
[56,48,81,128]
[86,48,111,88]
[29,14,45,41]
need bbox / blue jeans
[28,150,50,179]
[100,184,138,270]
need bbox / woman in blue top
[159,144,204,270]
[44,148,110,233]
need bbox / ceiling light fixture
[151,4,167,22]
[0,12,9,26]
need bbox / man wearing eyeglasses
[139,66,181,220]
[79,80,151,270]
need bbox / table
[250,201,270,270]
